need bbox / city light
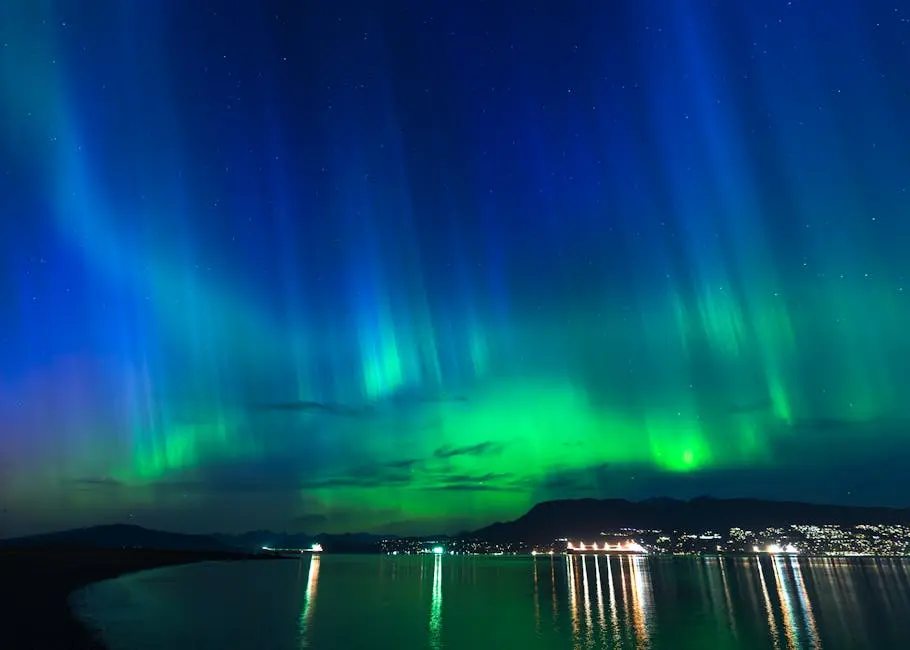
[760,543,799,555]
[379,522,910,557]
[566,540,647,554]
[432,546,444,555]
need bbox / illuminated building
[566,541,648,554]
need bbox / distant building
[566,541,647,554]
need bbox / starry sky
[1,0,909,537]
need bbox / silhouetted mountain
[471,497,910,544]
[215,530,387,553]
[212,530,304,551]
[313,532,385,553]
[0,524,231,552]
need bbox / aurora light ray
[0,0,908,536]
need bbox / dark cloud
[249,401,366,417]
[152,478,265,495]
[294,513,329,528]
[145,448,521,498]
[250,393,468,419]
[148,456,423,496]
[423,472,518,492]
[150,461,308,494]
[64,477,124,488]
[426,483,516,492]
[538,473,583,492]
[172,456,516,493]
[374,515,482,537]
[385,458,423,469]
[290,507,406,533]
[529,462,617,498]
[384,392,468,405]
[433,441,503,459]
[302,473,413,489]
[149,479,210,493]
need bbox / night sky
[1,1,909,537]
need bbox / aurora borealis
[1,0,908,536]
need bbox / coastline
[0,547,281,650]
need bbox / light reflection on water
[429,553,442,650]
[756,556,781,649]
[298,554,320,648]
[73,555,910,650]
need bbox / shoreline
[0,547,283,650]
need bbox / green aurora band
[0,2,908,534]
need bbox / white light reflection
[789,556,821,648]
[593,556,607,636]
[581,555,593,647]
[698,559,722,631]
[430,553,443,649]
[772,555,820,649]
[772,555,800,649]
[628,556,653,648]
[619,555,631,632]
[718,558,738,640]
[551,555,559,627]
[299,555,320,648]
[606,555,619,635]
[567,555,580,640]
[533,554,541,632]
[756,558,781,650]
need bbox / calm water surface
[72,554,910,649]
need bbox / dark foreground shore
[0,547,278,649]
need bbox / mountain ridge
[0,523,231,552]
[3,497,908,550]
[470,496,910,543]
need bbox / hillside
[0,524,230,552]
[471,496,910,543]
